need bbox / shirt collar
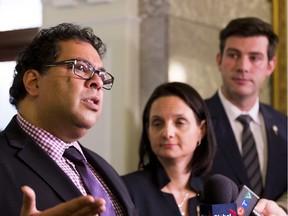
[218,89,260,124]
[16,113,81,160]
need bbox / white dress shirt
[218,89,267,185]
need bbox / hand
[20,186,106,216]
[254,198,287,216]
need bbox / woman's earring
[197,140,201,147]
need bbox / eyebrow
[225,48,241,53]
[74,58,105,70]
[225,48,264,56]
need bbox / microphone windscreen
[202,174,238,204]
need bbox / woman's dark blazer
[122,163,204,216]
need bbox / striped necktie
[237,115,263,195]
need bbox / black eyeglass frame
[44,59,114,90]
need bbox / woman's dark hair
[138,82,217,176]
[219,17,279,61]
[9,23,106,109]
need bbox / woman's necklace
[177,192,189,216]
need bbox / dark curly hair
[138,82,217,176]
[9,23,106,109]
[219,17,279,61]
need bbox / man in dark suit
[205,17,287,211]
[0,23,136,216]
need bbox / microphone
[198,174,238,216]
[198,174,260,216]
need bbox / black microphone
[198,174,238,216]
[198,174,261,216]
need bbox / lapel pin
[272,125,278,135]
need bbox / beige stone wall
[140,0,273,109]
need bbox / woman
[122,82,217,216]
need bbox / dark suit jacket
[122,162,204,216]
[205,92,287,200]
[0,116,137,216]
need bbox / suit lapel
[260,104,283,196]
[208,93,250,184]
[18,143,82,200]
[6,117,82,201]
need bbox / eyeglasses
[45,59,114,90]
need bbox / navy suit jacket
[205,92,287,200]
[0,116,137,216]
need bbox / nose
[85,73,104,90]
[236,55,250,73]
[237,55,251,73]
[162,123,175,139]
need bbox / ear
[199,120,207,140]
[23,70,41,97]
[216,53,222,70]
[267,57,277,76]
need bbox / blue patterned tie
[64,147,116,216]
[237,115,263,195]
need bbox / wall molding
[43,0,113,8]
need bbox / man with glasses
[0,23,136,215]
